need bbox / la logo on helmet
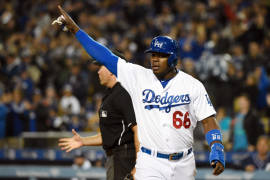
[154,39,163,48]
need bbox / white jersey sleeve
[191,81,216,121]
[117,58,150,94]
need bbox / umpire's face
[150,52,170,79]
[98,66,114,87]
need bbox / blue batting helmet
[145,36,179,67]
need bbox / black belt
[141,146,192,160]
[105,149,113,156]
[105,143,135,156]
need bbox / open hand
[58,129,83,152]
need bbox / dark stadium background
[0,0,270,179]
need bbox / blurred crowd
[0,0,270,154]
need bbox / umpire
[59,60,138,180]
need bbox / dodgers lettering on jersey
[142,89,191,113]
[117,58,216,152]
[205,94,213,106]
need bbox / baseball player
[53,5,225,180]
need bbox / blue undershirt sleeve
[75,29,118,76]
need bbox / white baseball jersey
[117,58,216,152]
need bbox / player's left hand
[211,161,224,175]
[209,143,225,176]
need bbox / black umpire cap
[91,60,102,66]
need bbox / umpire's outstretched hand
[52,5,80,34]
[58,129,83,152]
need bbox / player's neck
[157,68,177,80]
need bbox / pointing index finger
[57,4,80,34]
[58,5,69,19]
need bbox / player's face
[98,66,113,87]
[150,52,170,78]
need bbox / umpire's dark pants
[105,143,136,180]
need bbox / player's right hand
[58,129,83,152]
[52,5,80,34]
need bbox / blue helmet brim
[144,48,153,53]
[144,48,173,55]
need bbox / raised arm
[75,30,118,75]
[53,5,118,76]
